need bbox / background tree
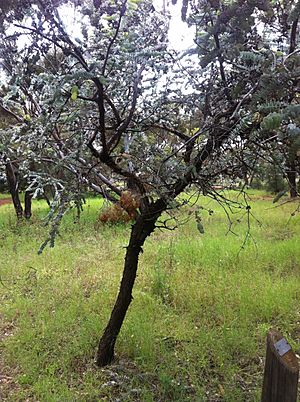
[0,96,33,219]
[0,29,122,216]
[0,0,299,366]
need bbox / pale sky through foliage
[58,0,195,53]
[154,0,195,52]
[1,0,195,68]
[0,1,195,87]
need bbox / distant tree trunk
[286,161,297,198]
[242,164,249,186]
[125,133,137,193]
[5,161,23,220]
[24,191,33,219]
[96,210,160,366]
[43,184,56,206]
[43,193,51,206]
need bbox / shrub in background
[98,191,140,224]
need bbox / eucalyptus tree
[0,0,299,367]
[184,0,300,197]
[0,23,121,215]
[0,99,34,219]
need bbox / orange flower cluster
[98,191,140,224]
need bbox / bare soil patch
[0,199,12,207]
[0,316,20,401]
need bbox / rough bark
[96,211,160,366]
[5,161,23,220]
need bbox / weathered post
[261,330,299,402]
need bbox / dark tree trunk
[43,185,55,206]
[96,212,159,366]
[24,191,33,220]
[286,161,297,198]
[5,161,23,220]
[43,193,51,206]
[241,164,249,186]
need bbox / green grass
[0,193,11,199]
[0,193,299,401]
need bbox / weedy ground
[0,191,299,401]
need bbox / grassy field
[0,191,299,401]
[0,193,11,200]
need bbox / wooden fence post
[261,329,299,402]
